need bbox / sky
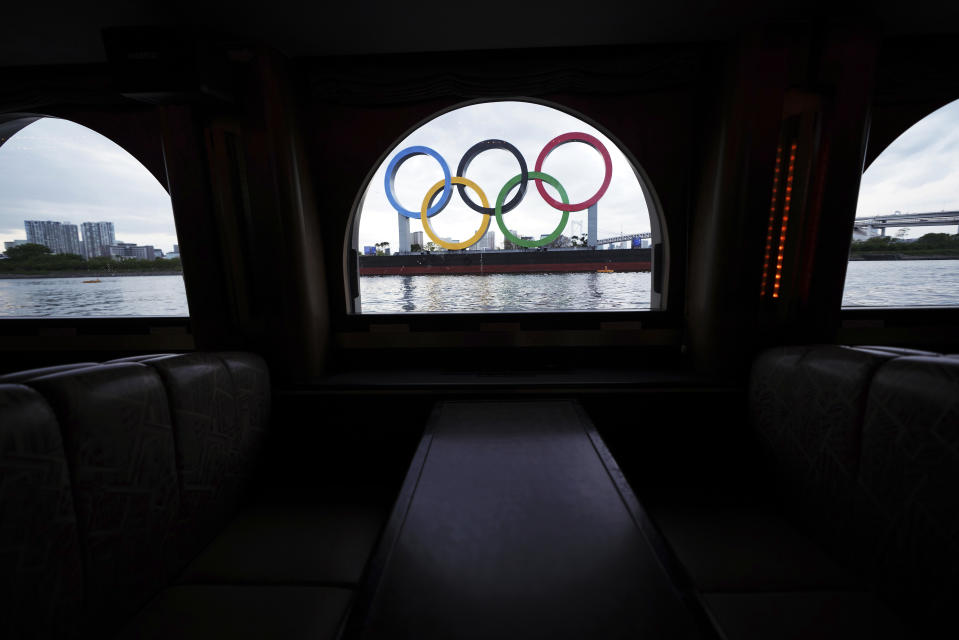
[0,100,956,257]
[0,118,178,253]
[357,101,651,250]
[856,98,959,238]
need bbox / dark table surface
[344,399,718,640]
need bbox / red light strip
[760,145,784,297]
[772,142,798,299]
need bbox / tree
[851,232,959,255]
[570,234,589,248]
[424,241,438,252]
[851,236,899,251]
[4,243,52,260]
[86,256,114,270]
[912,233,957,250]
[374,241,391,256]
[410,243,422,252]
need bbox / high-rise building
[60,223,81,255]
[108,242,155,261]
[410,231,424,248]
[81,222,116,259]
[25,221,55,250]
[470,230,496,251]
[24,221,81,255]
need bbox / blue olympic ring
[384,146,452,219]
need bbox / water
[0,275,189,317]
[842,260,959,307]
[0,262,956,316]
[361,260,959,313]
[361,272,652,313]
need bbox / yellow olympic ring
[420,176,491,251]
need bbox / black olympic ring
[386,132,612,225]
[454,139,528,216]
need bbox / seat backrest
[29,363,181,632]
[141,352,268,562]
[750,345,894,544]
[857,356,959,627]
[750,345,959,630]
[216,352,271,482]
[0,384,84,639]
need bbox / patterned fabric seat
[0,384,83,639]
[0,352,385,639]
[652,345,958,639]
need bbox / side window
[844,99,959,307]
[0,117,187,317]
[350,100,663,314]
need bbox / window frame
[841,95,959,312]
[0,113,190,323]
[342,97,671,320]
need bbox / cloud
[858,98,959,238]
[0,118,178,252]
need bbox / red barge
[358,247,651,276]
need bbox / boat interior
[2,2,958,638]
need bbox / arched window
[0,116,186,317]
[844,99,959,307]
[349,100,664,314]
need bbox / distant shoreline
[848,254,959,261]
[0,271,183,279]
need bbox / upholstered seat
[649,345,959,638]
[0,353,387,639]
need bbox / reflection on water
[842,260,959,307]
[0,275,189,316]
[1,262,955,317]
[360,272,653,313]
[401,276,416,312]
[361,260,959,313]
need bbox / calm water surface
[360,272,652,313]
[1,261,957,316]
[842,260,959,307]
[0,275,188,316]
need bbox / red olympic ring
[533,132,613,212]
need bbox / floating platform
[359,248,651,276]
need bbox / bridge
[854,211,959,236]
[594,232,652,248]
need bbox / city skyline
[11,218,173,259]
[0,118,179,253]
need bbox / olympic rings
[421,177,491,251]
[496,172,569,248]
[456,139,528,215]
[534,132,612,212]
[384,131,613,249]
[385,146,452,219]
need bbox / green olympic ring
[495,171,569,248]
